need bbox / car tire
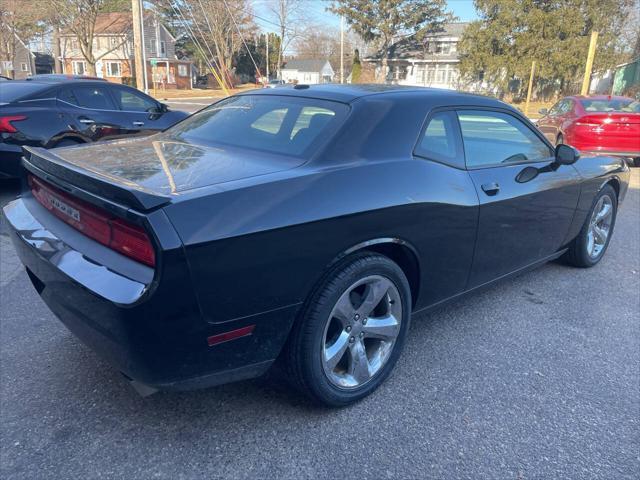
[564,184,617,268]
[284,253,412,407]
[556,133,564,146]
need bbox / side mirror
[555,144,580,165]
[538,108,548,115]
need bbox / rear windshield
[580,98,639,113]
[166,95,348,157]
[0,82,49,103]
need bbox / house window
[110,36,120,48]
[425,65,435,83]
[160,41,166,56]
[70,39,79,50]
[72,60,87,75]
[146,38,156,55]
[178,64,188,77]
[20,63,28,72]
[106,61,121,77]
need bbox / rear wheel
[285,253,411,407]
[564,184,617,267]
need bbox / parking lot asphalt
[1,170,638,480]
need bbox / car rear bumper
[2,196,295,392]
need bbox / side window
[563,99,574,114]
[457,110,553,168]
[113,88,158,112]
[414,111,464,168]
[66,86,116,110]
[58,88,79,106]
[548,100,563,116]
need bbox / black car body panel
[0,80,188,178]
[2,85,631,391]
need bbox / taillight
[575,115,606,127]
[0,115,27,133]
[28,175,156,267]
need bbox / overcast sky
[251,0,478,33]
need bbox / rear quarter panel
[563,155,630,244]
[163,158,479,327]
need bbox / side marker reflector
[207,325,255,347]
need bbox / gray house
[365,23,469,90]
[281,59,334,84]
[0,28,36,79]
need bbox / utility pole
[53,27,62,74]
[581,31,598,96]
[132,0,146,92]
[340,16,344,83]
[266,34,269,81]
[525,60,536,117]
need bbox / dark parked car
[3,85,630,406]
[25,74,108,82]
[536,95,640,167]
[0,79,188,178]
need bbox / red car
[537,95,640,166]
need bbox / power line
[168,0,229,93]
[222,0,263,80]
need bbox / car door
[109,85,170,137]
[458,108,582,288]
[57,85,124,142]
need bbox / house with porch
[58,12,192,89]
[364,23,468,90]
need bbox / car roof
[9,79,119,88]
[238,83,508,107]
[568,94,633,101]
[26,74,107,83]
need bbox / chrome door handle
[481,182,500,196]
[78,118,95,124]
[133,121,145,127]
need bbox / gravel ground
[1,170,638,480]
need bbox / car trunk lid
[28,135,306,199]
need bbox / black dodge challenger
[2,85,631,406]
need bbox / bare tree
[0,0,49,78]
[266,0,307,78]
[49,0,131,76]
[189,0,256,84]
[293,25,356,74]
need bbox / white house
[280,59,334,84]
[365,23,468,90]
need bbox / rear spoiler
[21,147,171,212]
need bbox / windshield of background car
[166,95,349,157]
[580,98,639,112]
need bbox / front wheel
[285,253,412,407]
[564,184,617,267]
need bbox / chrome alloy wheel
[587,194,613,259]
[321,275,402,389]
